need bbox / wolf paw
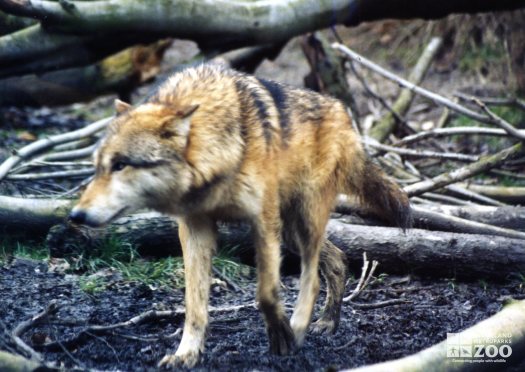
[310,317,338,335]
[267,318,297,356]
[158,350,200,369]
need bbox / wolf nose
[69,209,87,224]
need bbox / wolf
[69,64,411,368]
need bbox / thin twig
[350,299,412,309]
[394,127,520,147]
[212,266,246,293]
[472,98,525,140]
[411,205,525,240]
[332,43,499,126]
[42,302,259,351]
[349,60,406,126]
[54,176,94,198]
[39,143,98,162]
[422,192,476,206]
[6,168,94,181]
[366,139,479,162]
[11,300,58,361]
[454,92,525,111]
[343,253,379,303]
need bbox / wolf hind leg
[254,193,296,355]
[283,188,335,346]
[311,239,347,335]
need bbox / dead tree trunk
[45,215,525,280]
[0,351,43,372]
[327,220,525,280]
[0,40,171,106]
[422,205,525,231]
[0,0,522,77]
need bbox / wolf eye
[111,161,127,172]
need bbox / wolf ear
[115,99,132,115]
[161,104,199,139]
[173,104,199,137]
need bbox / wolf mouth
[105,206,130,224]
[84,206,129,228]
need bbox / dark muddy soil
[2,258,525,371]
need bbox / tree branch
[403,143,523,196]
[0,116,109,181]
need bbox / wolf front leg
[254,194,296,356]
[158,216,216,369]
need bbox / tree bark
[344,299,525,372]
[301,32,360,124]
[0,196,73,235]
[45,214,525,280]
[0,1,522,51]
[0,9,34,35]
[0,24,162,79]
[336,198,525,239]
[0,351,44,372]
[327,220,525,280]
[422,205,525,231]
[0,39,171,106]
[459,183,525,204]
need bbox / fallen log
[0,24,162,78]
[327,221,525,280]
[336,197,525,239]
[410,205,525,240]
[0,39,171,106]
[459,183,525,204]
[0,196,73,235]
[45,214,525,280]
[1,0,521,42]
[422,205,525,231]
[0,0,521,63]
[0,350,45,372]
[0,9,34,35]
[3,192,525,241]
[345,299,525,372]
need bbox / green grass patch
[79,275,108,295]
[0,233,48,263]
[459,43,505,73]
[1,232,254,293]
[71,236,253,292]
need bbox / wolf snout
[68,209,87,225]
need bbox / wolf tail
[348,157,412,231]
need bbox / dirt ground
[1,258,525,371]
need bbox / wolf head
[69,99,199,227]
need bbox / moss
[459,43,506,73]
